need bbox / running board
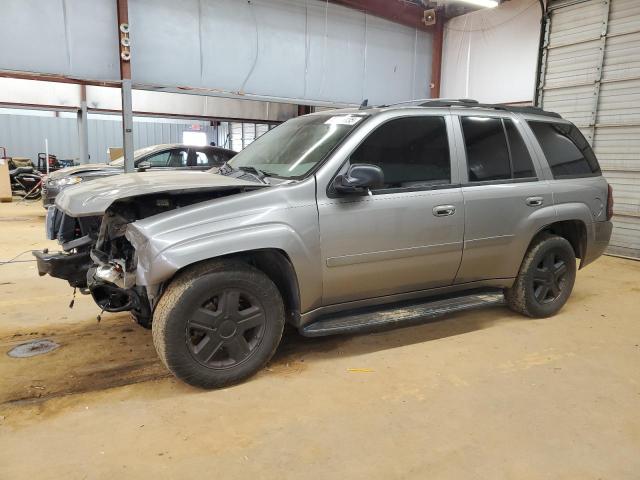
[300,291,505,337]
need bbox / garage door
[538,0,640,257]
[228,122,273,152]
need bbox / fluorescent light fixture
[458,0,499,8]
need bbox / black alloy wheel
[186,288,267,369]
[532,250,569,304]
[152,260,285,389]
[505,233,577,318]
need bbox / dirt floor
[0,201,639,479]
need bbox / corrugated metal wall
[540,0,640,257]
[0,110,216,164]
[0,0,432,106]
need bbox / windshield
[225,113,367,179]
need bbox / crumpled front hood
[55,170,264,217]
[47,163,120,180]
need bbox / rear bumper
[581,220,613,268]
[33,250,92,288]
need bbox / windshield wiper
[238,166,278,180]
[216,163,280,182]
[217,161,235,175]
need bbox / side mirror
[136,160,151,172]
[333,164,384,194]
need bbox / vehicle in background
[34,100,612,389]
[42,144,237,208]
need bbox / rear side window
[461,116,537,182]
[350,116,451,189]
[504,119,536,178]
[528,121,601,178]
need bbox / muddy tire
[152,260,285,389]
[505,233,577,318]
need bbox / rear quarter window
[528,121,601,178]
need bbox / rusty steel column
[429,9,445,99]
[117,0,134,173]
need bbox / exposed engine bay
[34,187,252,327]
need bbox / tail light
[606,184,614,221]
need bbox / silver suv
[35,99,613,389]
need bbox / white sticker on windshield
[324,115,364,126]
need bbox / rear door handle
[433,205,456,217]
[526,196,544,207]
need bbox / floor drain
[8,339,60,358]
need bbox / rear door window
[461,116,538,182]
[527,121,601,178]
[193,148,228,168]
[461,117,511,182]
[195,151,212,166]
[167,148,189,167]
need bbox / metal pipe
[533,0,548,106]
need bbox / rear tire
[152,260,285,389]
[505,233,577,318]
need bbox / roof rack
[416,98,562,118]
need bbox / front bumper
[33,250,92,288]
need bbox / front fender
[126,180,322,312]
[138,222,311,282]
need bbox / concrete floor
[0,201,639,480]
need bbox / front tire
[505,233,577,318]
[152,260,285,389]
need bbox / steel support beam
[328,0,432,31]
[117,0,134,173]
[77,84,89,164]
[429,9,444,99]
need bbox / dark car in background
[42,143,236,207]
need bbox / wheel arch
[160,248,302,327]
[530,219,588,267]
[231,249,302,327]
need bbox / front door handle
[433,205,456,217]
[526,196,544,207]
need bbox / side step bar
[300,291,505,337]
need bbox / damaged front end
[33,206,100,288]
[33,201,152,323]
[88,206,147,317]
[35,183,260,326]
